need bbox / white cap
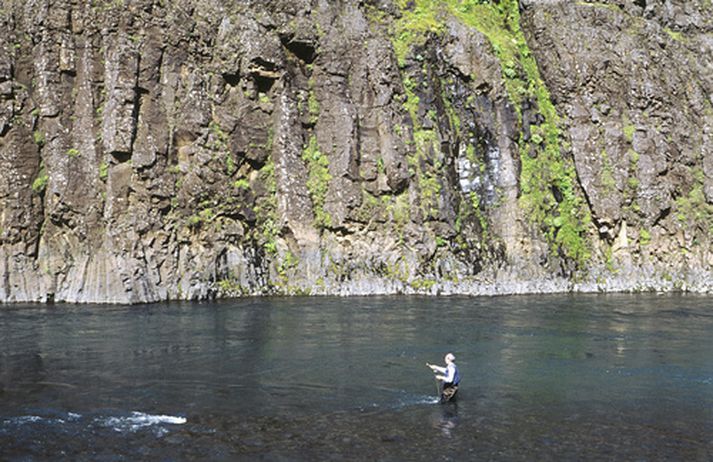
[445,353,455,361]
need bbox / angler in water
[427,352,460,403]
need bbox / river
[1,294,712,460]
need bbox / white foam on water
[8,415,44,425]
[359,394,439,412]
[99,412,187,432]
[386,394,441,409]
[4,411,86,427]
[410,395,441,405]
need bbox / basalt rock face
[0,0,711,303]
[522,0,713,291]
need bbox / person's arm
[426,363,446,374]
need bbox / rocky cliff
[1,0,711,303]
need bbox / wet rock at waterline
[0,0,711,303]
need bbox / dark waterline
[1,294,713,460]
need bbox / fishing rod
[426,362,441,401]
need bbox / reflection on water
[431,402,459,438]
[1,294,713,460]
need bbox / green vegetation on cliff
[674,167,713,235]
[391,0,591,266]
[31,163,48,194]
[392,0,445,67]
[302,135,332,228]
[254,159,279,254]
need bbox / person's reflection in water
[431,402,459,438]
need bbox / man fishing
[427,353,460,403]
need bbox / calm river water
[1,294,713,460]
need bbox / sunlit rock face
[0,0,711,303]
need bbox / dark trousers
[441,383,458,403]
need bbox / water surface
[1,294,713,460]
